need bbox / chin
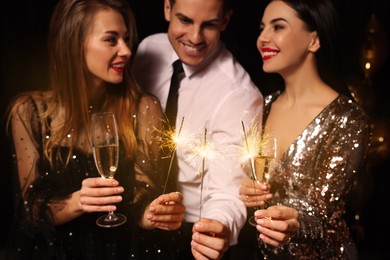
[262,65,277,74]
[109,76,124,84]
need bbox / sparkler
[241,121,278,227]
[158,117,216,218]
[241,120,263,220]
[161,117,185,194]
[199,128,207,219]
[175,127,216,219]
[241,121,262,180]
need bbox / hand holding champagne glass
[91,112,127,228]
[248,129,276,226]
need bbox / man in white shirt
[133,0,263,258]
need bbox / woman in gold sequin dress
[239,0,370,259]
[6,0,184,259]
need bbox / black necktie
[162,60,184,193]
[165,60,184,128]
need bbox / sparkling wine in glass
[92,112,127,228]
[248,131,276,227]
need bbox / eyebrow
[104,31,119,36]
[270,17,288,24]
[175,12,220,24]
[261,17,288,27]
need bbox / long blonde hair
[9,0,141,165]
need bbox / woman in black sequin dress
[6,0,185,259]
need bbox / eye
[105,37,118,45]
[273,24,284,31]
[179,16,192,24]
[201,21,219,30]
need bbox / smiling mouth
[181,42,206,54]
[262,50,278,60]
[111,63,125,73]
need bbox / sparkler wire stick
[241,121,256,180]
[199,128,207,219]
[241,121,259,212]
[162,117,184,194]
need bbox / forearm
[49,190,84,225]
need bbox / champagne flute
[91,112,127,228]
[248,130,276,226]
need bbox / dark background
[1,0,389,258]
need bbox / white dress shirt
[133,33,263,245]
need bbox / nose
[188,25,203,44]
[118,41,132,58]
[256,34,263,51]
[257,29,269,49]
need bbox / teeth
[263,51,278,57]
[185,45,197,51]
[183,43,202,52]
[112,64,124,68]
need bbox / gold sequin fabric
[261,92,370,260]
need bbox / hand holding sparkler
[140,191,185,231]
[142,117,186,231]
[190,136,231,259]
[191,218,230,259]
[240,121,276,226]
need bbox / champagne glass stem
[104,211,118,222]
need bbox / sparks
[155,117,185,194]
[241,121,262,180]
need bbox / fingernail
[192,232,199,240]
[194,223,202,230]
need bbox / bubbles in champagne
[254,155,275,183]
[93,144,119,179]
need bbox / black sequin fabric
[7,93,168,259]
